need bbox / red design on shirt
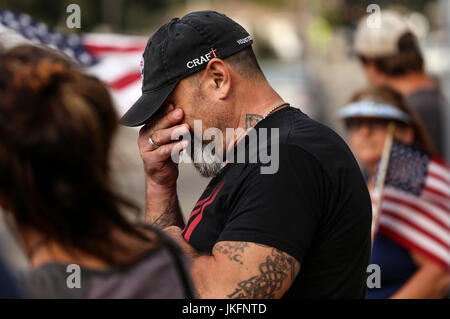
[183,182,226,242]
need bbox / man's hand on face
[138,104,190,190]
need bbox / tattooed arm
[161,226,300,299]
[192,241,300,299]
[145,179,185,229]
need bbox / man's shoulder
[269,107,359,174]
[261,107,348,145]
[407,88,446,110]
[230,107,362,183]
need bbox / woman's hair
[0,45,152,264]
[358,32,424,76]
[349,85,436,154]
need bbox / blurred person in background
[0,45,193,299]
[340,85,449,299]
[354,10,448,160]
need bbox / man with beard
[121,11,372,298]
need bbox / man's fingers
[150,123,189,147]
[139,121,152,137]
[164,103,175,114]
[171,139,189,157]
[153,108,184,132]
[138,104,179,137]
[148,140,188,162]
[142,139,188,163]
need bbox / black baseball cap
[120,10,254,127]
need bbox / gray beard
[190,138,223,178]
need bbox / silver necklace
[265,102,290,118]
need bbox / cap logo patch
[140,57,145,81]
[187,48,217,69]
[236,35,252,45]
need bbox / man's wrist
[145,177,184,228]
[145,176,177,198]
[145,175,177,195]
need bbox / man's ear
[202,58,231,99]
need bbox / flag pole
[371,122,396,241]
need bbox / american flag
[375,140,450,269]
[0,9,146,117]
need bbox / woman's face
[347,117,414,174]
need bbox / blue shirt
[0,256,21,298]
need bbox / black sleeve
[217,144,329,263]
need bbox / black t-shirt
[182,107,372,298]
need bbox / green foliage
[0,0,179,32]
[0,0,439,31]
[0,0,63,26]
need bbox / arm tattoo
[214,242,249,265]
[227,248,298,299]
[245,114,264,129]
[152,197,184,229]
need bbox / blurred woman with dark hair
[0,45,193,298]
[340,85,449,299]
